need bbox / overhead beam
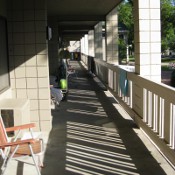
[62,34,84,41]
[59,25,94,30]
[62,30,89,34]
[56,15,105,21]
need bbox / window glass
[0,17,10,93]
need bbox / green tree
[118,38,127,60]
[161,0,175,52]
[117,0,134,62]
[118,0,175,55]
[118,1,134,46]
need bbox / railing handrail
[128,72,175,103]
[94,58,175,103]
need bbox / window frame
[0,16,10,94]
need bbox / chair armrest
[0,138,36,148]
[5,123,35,132]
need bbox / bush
[171,69,175,87]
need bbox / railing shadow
[41,61,169,175]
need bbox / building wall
[7,0,51,131]
[0,0,6,17]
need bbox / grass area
[122,56,175,71]
[161,65,171,71]
[161,58,175,63]
[129,56,135,62]
[124,56,175,62]
[121,56,135,62]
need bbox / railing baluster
[159,98,165,139]
[153,94,158,132]
[148,91,153,127]
[173,105,175,150]
[143,88,147,123]
[170,104,175,149]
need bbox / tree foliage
[118,0,175,54]
[118,38,127,60]
[161,0,175,52]
[118,1,134,46]
[117,0,134,61]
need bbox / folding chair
[0,115,44,175]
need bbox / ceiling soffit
[47,0,123,41]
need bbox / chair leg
[0,149,5,159]
[37,154,44,168]
[1,144,42,175]
[1,145,19,175]
[28,144,41,175]
[38,139,44,168]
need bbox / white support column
[106,7,118,64]
[102,31,106,61]
[84,34,89,56]
[88,30,94,57]
[134,0,161,82]
[94,22,103,60]
[80,37,85,54]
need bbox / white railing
[82,56,175,167]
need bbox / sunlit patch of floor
[67,108,107,117]
[66,121,139,175]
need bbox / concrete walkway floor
[2,61,175,175]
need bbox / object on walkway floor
[50,75,58,87]
[50,75,64,106]
[67,68,78,78]
[0,115,44,175]
[60,79,67,89]
[50,86,63,106]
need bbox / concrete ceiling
[47,0,123,41]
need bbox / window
[0,17,10,93]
